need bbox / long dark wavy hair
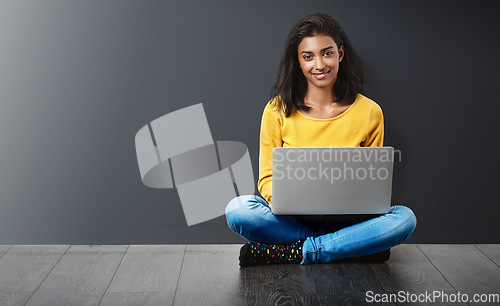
[271,13,365,117]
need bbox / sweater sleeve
[257,101,283,207]
[363,103,384,147]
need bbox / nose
[314,57,325,70]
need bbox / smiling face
[297,33,344,91]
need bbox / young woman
[225,13,416,267]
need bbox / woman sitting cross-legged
[225,13,417,267]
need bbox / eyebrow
[300,46,334,54]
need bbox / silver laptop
[272,147,394,215]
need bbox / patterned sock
[239,240,304,267]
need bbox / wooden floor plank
[173,244,244,305]
[419,245,500,299]
[372,244,456,292]
[0,245,12,258]
[100,292,174,306]
[6,245,69,254]
[0,245,69,293]
[300,261,382,305]
[238,263,327,305]
[369,245,466,305]
[475,244,500,267]
[0,292,32,306]
[25,245,126,306]
[418,244,478,251]
[68,245,128,253]
[106,245,185,293]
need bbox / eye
[324,51,334,56]
[303,54,313,61]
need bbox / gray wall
[0,0,499,244]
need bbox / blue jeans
[225,195,417,264]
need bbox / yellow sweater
[257,94,384,208]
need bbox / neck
[304,85,336,107]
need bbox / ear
[338,45,345,62]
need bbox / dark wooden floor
[0,244,499,305]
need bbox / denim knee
[392,205,417,241]
[225,195,256,215]
[225,195,256,231]
[225,195,274,236]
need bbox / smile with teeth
[311,70,330,80]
